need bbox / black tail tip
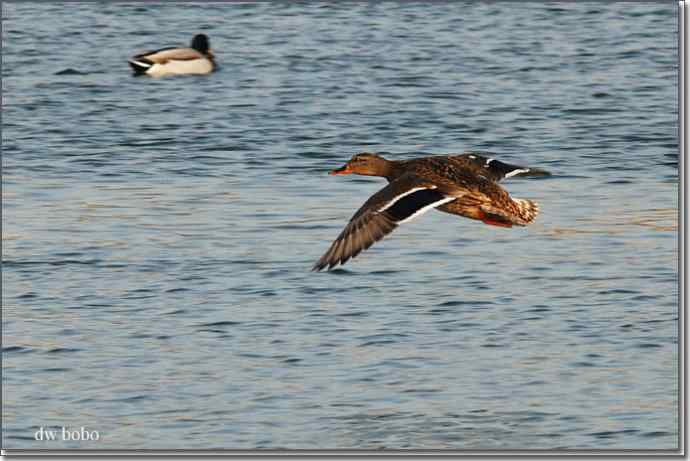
[128,59,152,75]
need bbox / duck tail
[128,57,153,75]
[512,198,540,224]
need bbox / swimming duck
[312,152,550,271]
[128,34,215,77]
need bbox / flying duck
[312,152,550,271]
[128,34,215,77]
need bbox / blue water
[2,2,679,451]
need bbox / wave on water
[54,68,88,75]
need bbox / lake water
[1,2,679,451]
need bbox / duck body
[389,154,547,227]
[313,152,550,271]
[129,34,215,77]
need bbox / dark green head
[191,34,211,54]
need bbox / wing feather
[312,174,457,271]
[452,152,550,182]
[134,47,205,64]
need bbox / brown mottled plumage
[312,152,550,271]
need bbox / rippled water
[2,2,679,451]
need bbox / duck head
[330,153,390,177]
[191,34,212,57]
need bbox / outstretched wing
[312,175,458,271]
[451,152,550,182]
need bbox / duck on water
[312,152,550,272]
[128,34,215,77]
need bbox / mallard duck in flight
[312,152,550,271]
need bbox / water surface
[2,2,678,450]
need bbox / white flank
[145,58,213,77]
[504,168,530,179]
[378,186,436,212]
[397,197,455,224]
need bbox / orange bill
[330,164,352,175]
